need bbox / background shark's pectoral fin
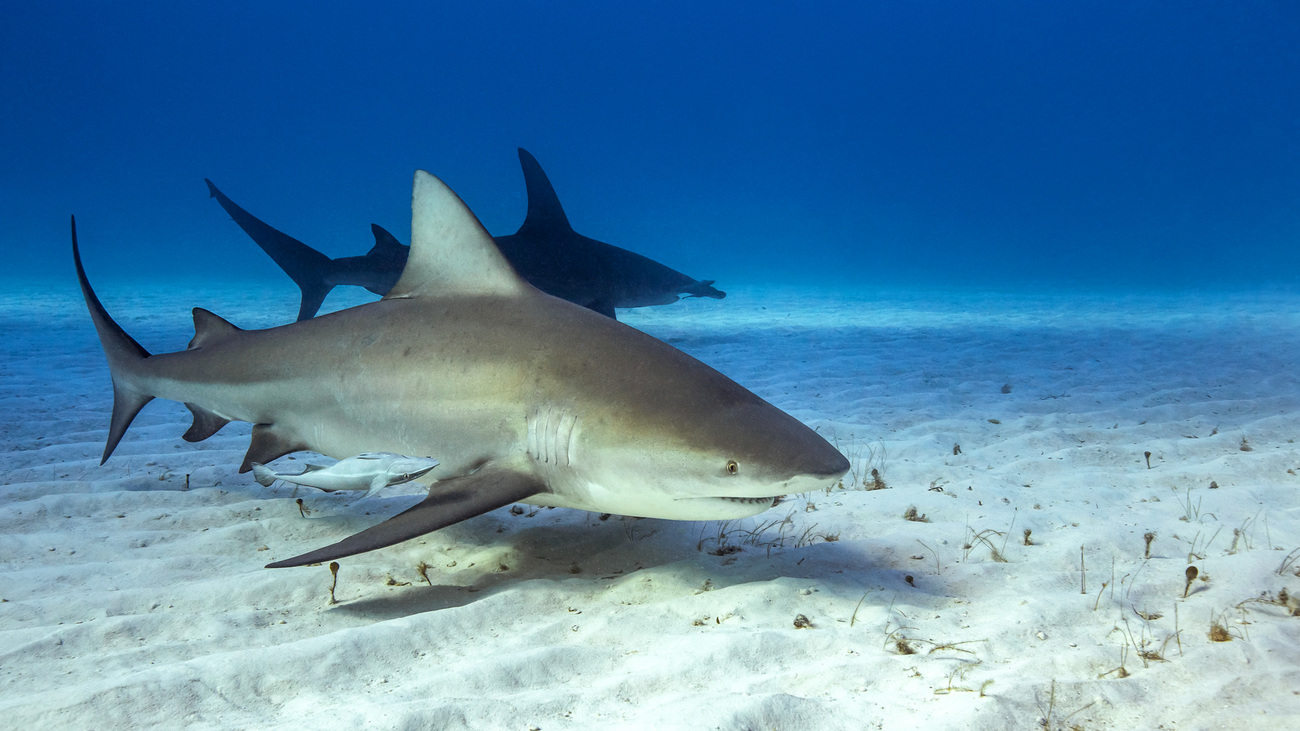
[239,425,308,473]
[182,403,231,442]
[265,466,544,568]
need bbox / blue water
[3,2,1299,291]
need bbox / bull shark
[74,170,848,569]
[207,148,725,321]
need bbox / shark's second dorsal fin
[188,308,242,350]
[516,148,572,236]
[367,224,407,257]
[384,171,529,299]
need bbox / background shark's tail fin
[205,179,337,320]
[294,282,333,322]
[71,216,154,464]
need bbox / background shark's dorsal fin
[368,224,408,256]
[515,148,572,236]
[385,171,529,299]
[188,308,242,350]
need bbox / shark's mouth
[718,496,779,505]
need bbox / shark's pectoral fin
[590,300,618,319]
[239,425,308,473]
[265,466,544,568]
[182,403,231,442]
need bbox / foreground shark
[207,148,724,321]
[252,453,440,498]
[74,170,848,569]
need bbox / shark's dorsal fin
[188,308,242,350]
[367,224,407,257]
[516,148,572,236]
[384,171,528,299]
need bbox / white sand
[2,280,1299,729]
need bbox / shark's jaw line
[72,170,849,569]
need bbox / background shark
[75,170,847,569]
[207,148,725,321]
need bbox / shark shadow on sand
[207,148,724,321]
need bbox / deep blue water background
[3,2,1299,292]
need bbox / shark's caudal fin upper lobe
[71,216,154,464]
[74,219,283,467]
[205,179,336,321]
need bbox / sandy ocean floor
[2,279,1299,729]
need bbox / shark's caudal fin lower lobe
[205,179,337,321]
[71,216,154,464]
[265,466,543,568]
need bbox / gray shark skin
[206,148,724,321]
[72,171,848,569]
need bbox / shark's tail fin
[71,216,154,464]
[205,179,336,321]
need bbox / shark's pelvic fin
[71,216,154,464]
[384,171,529,300]
[239,424,308,473]
[265,466,544,568]
[516,147,573,235]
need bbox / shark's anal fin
[182,403,231,442]
[265,466,544,568]
[239,424,308,473]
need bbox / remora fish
[251,453,439,498]
[73,170,849,569]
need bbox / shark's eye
[726,460,739,475]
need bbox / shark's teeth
[720,496,777,505]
